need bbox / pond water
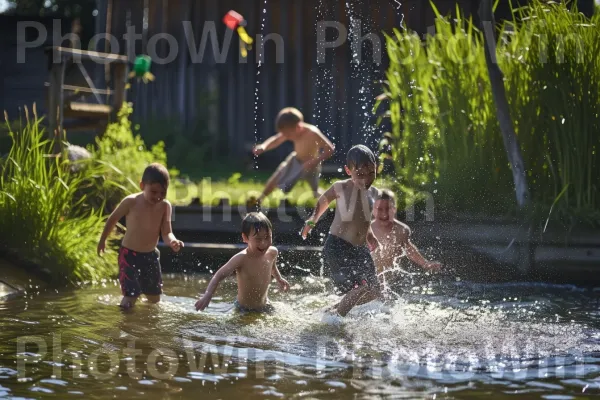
[1,270,600,399]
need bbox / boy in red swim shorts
[97,163,184,309]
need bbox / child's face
[345,163,376,189]
[373,199,395,222]
[242,227,273,254]
[140,182,167,205]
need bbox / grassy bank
[379,0,600,226]
[0,107,120,284]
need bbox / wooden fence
[103,0,482,163]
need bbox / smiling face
[242,226,273,255]
[373,199,395,223]
[345,162,376,190]
[140,182,167,205]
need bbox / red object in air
[223,10,244,30]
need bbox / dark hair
[142,163,170,188]
[377,189,396,207]
[241,212,273,237]
[275,107,304,131]
[346,144,376,170]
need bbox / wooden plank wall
[100,0,477,164]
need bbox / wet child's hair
[142,163,170,188]
[242,212,273,237]
[346,144,376,170]
[275,107,304,131]
[376,189,397,208]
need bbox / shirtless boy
[195,212,290,313]
[371,189,442,285]
[252,107,335,205]
[97,163,184,309]
[302,144,382,317]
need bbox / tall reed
[380,0,600,223]
[0,106,116,283]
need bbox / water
[1,272,600,398]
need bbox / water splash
[254,1,269,171]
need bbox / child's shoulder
[393,219,412,236]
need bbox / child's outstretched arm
[195,253,243,311]
[161,200,184,252]
[253,133,287,156]
[301,183,337,239]
[397,227,442,271]
[97,196,134,255]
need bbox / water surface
[1,269,600,399]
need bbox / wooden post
[112,62,127,119]
[48,55,66,155]
[477,0,534,275]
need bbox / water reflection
[1,271,600,398]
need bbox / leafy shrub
[0,106,115,283]
[88,102,179,211]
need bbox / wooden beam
[44,82,114,95]
[64,102,113,118]
[45,46,128,64]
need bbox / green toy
[128,55,155,83]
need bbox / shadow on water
[1,266,600,399]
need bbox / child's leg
[257,152,301,202]
[335,285,382,317]
[120,296,138,309]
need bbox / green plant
[88,102,179,211]
[378,0,600,225]
[0,106,116,283]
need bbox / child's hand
[367,235,380,252]
[301,220,315,240]
[253,145,265,156]
[424,261,443,271]
[97,241,105,256]
[277,278,290,292]
[169,239,184,253]
[195,295,210,311]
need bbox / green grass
[0,106,120,284]
[168,173,399,209]
[378,0,600,226]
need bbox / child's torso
[122,197,165,252]
[292,126,321,162]
[329,181,377,246]
[235,250,276,309]
[371,222,400,271]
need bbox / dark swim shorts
[118,246,162,297]
[322,234,379,294]
[233,299,275,314]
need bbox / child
[251,107,335,205]
[97,162,184,310]
[371,189,442,285]
[195,212,290,313]
[302,144,382,317]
